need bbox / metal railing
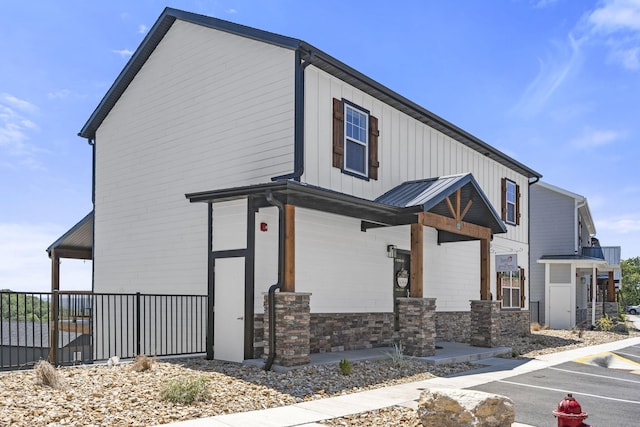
[1,291,207,370]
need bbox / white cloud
[588,0,640,33]
[583,0,640,70]
[0,223,91,292]
[531,0,559,9]
[138,24,148,34]
[570,126,624,149]
[0,94,41,167]
[112,48,134,58]
[512,34,583,117]
[227,8,238,14]
[47,89,71,99]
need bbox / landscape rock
[417,388,514,427]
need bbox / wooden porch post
[480,237,490,300]
[607,271,616,302]
[410,223,423,297]
[282,204,295,292]
[49,250,60,365]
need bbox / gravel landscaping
[0,327,637,427]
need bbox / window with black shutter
[332,98,379,180]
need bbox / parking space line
[549,367,640,384]
[615,351,640,361]
[496,380,640,405]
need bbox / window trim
[497,268,526,309]
[343,100,370,178]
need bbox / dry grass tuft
[530,322,548,332]
[33,359,63,388]
[131,354,155,372]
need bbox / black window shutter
[500,178,507,222]
[332,98,344,169]
[520,268,526,308]
[516,183,521,225]
[496,272,502,304]
[368,115,379,180]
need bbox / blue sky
[1,0,639,292]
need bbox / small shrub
[613,322,629,334]
[161,376,210,404]
[131,354,154,372]
[338,357,352,375]
[511,349,520,358]
[386,342,407,368]
[594,314,615,332]
[34,359,63,389]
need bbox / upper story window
[333,98,379,180]
[344,104,369,176]
[501,178,520,226]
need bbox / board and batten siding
[530,184,578,323]
[302,66,530,245]
[302,66,530,306]
[93,20,295,294]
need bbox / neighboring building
[52,8,542,367]
[530,181,621,329]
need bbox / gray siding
[530,184,577,323]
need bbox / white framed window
[343,102,369,177]
[499,270,522,309]
[505,179,517,225]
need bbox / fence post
[136,292,141,356]
[48,290,59,365]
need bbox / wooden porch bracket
[282,204,295,292]
[410,223,423,298]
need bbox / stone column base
[263,292,311,367]
[470,300,500,348]
[397,298,436,357]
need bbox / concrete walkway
[159,336,640,427]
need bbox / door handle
[237,316,244,320]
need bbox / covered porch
[186,174,517,368]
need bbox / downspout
[528,176,540,321]
[271,48,314,182]
[264,191,285,371]
[88,137,96,293]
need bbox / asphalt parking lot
[470,344,640,426]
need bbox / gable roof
[375,173,507,236]
[79,7,541,179]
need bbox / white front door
[549,285,571,329]
[214,257,245,363]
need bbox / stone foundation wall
[309,312,395,353]
[435,311,470,343]
[253,314,265,359]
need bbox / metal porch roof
[375,173,507,235]
[46,212,93,258]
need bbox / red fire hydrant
[552,393,590,427]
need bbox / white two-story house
[52,8,542,367]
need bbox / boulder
[417,388,515,427]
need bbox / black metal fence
[1,291,207,370]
